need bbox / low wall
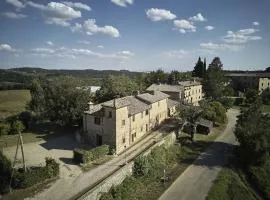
[79,131,177,200]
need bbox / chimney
[88,101,94,111]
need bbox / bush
[234,97,244,106]
[0,122,11,136]
[73,145,109,164]
[9,120,25,135]
[12,158,59,189]
[0,151,12,194]
[219,97,235,110]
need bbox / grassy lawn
[0,132,46,149]
[0,90,31,118]
[206,167,259,200]
[262,104,270,113]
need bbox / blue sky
[0,0,269,71]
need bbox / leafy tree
[203,57,226,99]
[261,89,270,105]
[29,76,90,126]
[179,105,202,141]
[202,101,226,124]
[265,67,270,72]
[28,79,45,118]
[223,85,235,96]
[219,97,235,110]
[9,120,25,135]
[235,101,270,165]
[208,57,223,70]
[245,89,259,104]
[95,75,139,103]
[192,57,205,78]
[0,122,10,136]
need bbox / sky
[0,0,269,72]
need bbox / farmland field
[0,90,31,118]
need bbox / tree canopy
[95,75,139,103]
[29,76,90,126]
[192,57,206,78]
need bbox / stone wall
[79,131,177,200]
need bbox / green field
[262,104,270,113]
[0,90,31,118]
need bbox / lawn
[262,104,270,113]
[206,167,259,200]
[0,90,31,118]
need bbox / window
[122,137,125,144]
[141,126,143,132]
[146,124,148,131]
[122,120,125,126]
[94,117,101,125]
[132,115,135,122]
[108,111,112,118]
[134,132,136,138]
[145,109,149,115]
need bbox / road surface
[159,108,239,200]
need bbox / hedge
[73,145,110,164]
[12,157,59,189]
[0,151,12,194]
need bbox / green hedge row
[0,153,59,194]
[73,145,109,164]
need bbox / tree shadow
[59,157,77,166]
[178,140,237,169]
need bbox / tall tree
[95,75,139,103]
[28,79,45,118]
[203,57,226,99]
[208,57,223,70]
[29,76,90,126]
[192,57,204,78]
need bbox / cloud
[173,19,196,33]
[71,19,120,38]
[97,45,104,49]
[223,28,261,44]
[31,46,133,59]
[253,21,259,26]
[6,0,25,9]
[164,49,189,58]
[62,1,91,11]
[189,13,207,22]
[205,26,214,31]
[2,12,27,19]
[146,8,176,22]
[46,41,54,46]
[27,1,81,27]
[0,44,17,52]
[77,40,91,45]
[111,0,133,7]
[200,42,243,52]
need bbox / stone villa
[83,91,179,154]
[146,80,203,106]
[226,72,270,93]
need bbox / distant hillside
[11,67,142,78]
[0,67,143,90]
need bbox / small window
[134,132,136,138]
[141,126,143,132]
[108,111,112,118]
[94,117,101,125]
[145,109,149,115]
[132,115,135,122]
[122,137,125,144]
[122,120,125,126]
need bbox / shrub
[234,97,244,106]
[0,122,10,136]
[9,120,25,135]
[12,158,59,189]
[73,145,109,164]
[0,151,12,194]
[219,97,235,110]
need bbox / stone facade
[226,73,270,93]
[83,92,176,154]
[147,81,203,106]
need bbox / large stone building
[226,73,270,93]
[146,80,203,106]
[83,91,178,154]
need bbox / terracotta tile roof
[136,91,169,103]
[147,84,183,92]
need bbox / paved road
[159,108,239,200]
